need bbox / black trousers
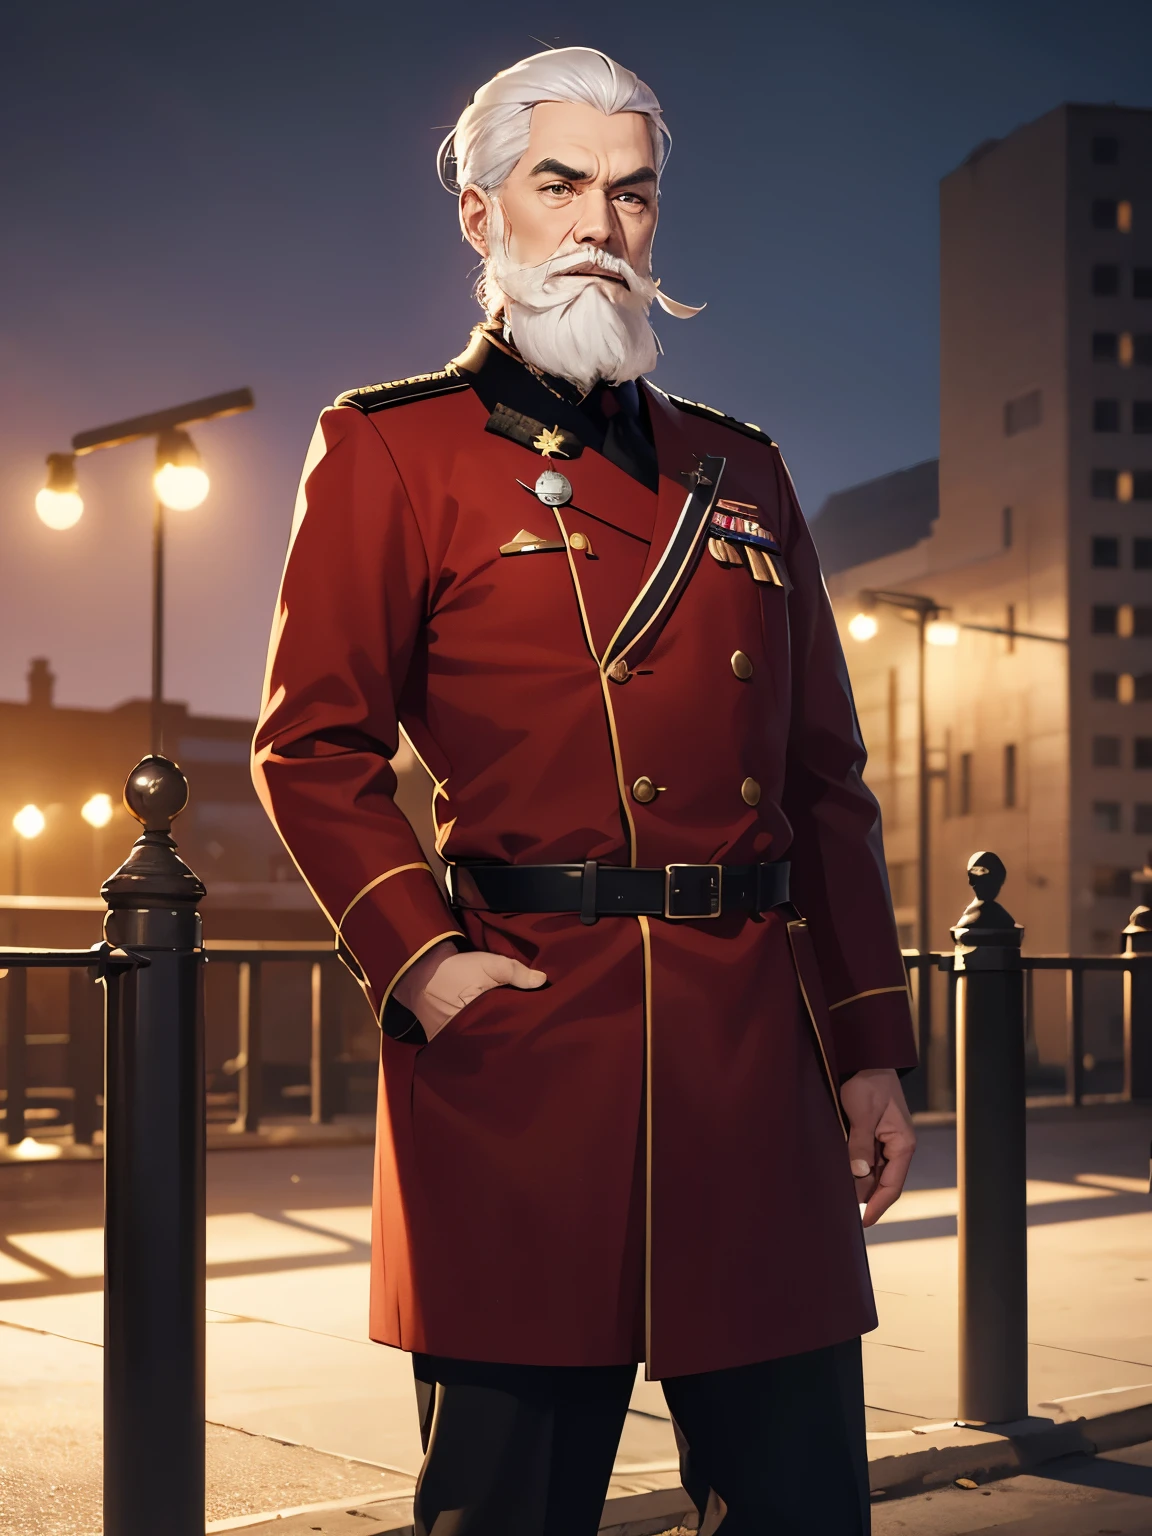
[411,1339,870,1536]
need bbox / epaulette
[651,386,775,448]
[335,366,470,414]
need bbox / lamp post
[848,591,956,954]
[36,388,254,754]
[847,591,1069,955]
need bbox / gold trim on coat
[828,983,911,1011]
[787,919,848,1140]
[552,508,638,866]
[337,863,434,932]
[638,913,655,1377]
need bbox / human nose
[572,189,614,246]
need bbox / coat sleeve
[252,404,463,1038]
[774,445,918,1078]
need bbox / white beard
[482,201,659,394]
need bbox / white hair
[437,47,669,198]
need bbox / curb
[217,1391,1152,1535]
[866,1391,1152,1500]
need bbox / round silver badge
[533,468,573,507]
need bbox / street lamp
[37,387,254,753]
[848,591,953,953]
[81,793,114,829]
[12,803,46,901]
[34,454,85,530]
[848,591,1068,953]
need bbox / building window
[1093,866,1132,898]
[1137,675,1152,702]
[1136,335,1152,365]
[1094,801,1122,832]
[1093,331,1118,360]
[1119,201,1134,233]
[1136,738,1152,769]
[1135,268,1152,299]
[1134,471,1152,501]
[1135,538,1152,569]
[1094,735,1122,767]
[1118,471,1135,501]
[1094,263,1121,296]
[1135,606,1152,636]
[1004,743,1018,808]
[1004,389,1042,435]
[1092,535,1120,567]
[1093,199,1120,230]
[1134,401,1152,433]
[1092,468,1119,499]
[958,752,972,815]
[1119,673,1137,704]
[1002,505,1013,548]
[1093,671,1119,700]
[1094,398,1121,432]
[1136,804,1152,834]
[1092,604,1118,634]
[1092,135,1119,165]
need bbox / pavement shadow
[1035,1448,1152,1498]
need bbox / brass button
[569,531,589,551]
[607,659,630,684]
[741,777,761,806]
[731,650,753,680]
[632,776,658,804]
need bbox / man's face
[472,100,658,281]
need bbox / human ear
[460,187,492,257]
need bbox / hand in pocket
[395,942,547,1041]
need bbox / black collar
[452,328,658,491]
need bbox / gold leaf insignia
[532,424,568,459]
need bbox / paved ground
[0,1105,1148,1534]
[870,1438,1152,1533]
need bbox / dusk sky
[3,0,1151,720]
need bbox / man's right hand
[394,940,547,1041]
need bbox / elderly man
[254,46,916,1536]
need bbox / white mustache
[502,242,703,318]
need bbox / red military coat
[253,329,917,1379]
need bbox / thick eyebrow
[529,159,658,191]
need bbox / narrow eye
[615,191,649,208]
[540,182,572,196]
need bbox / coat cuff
[827,986,919,1078]
[335,863,463,1037]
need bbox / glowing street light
[35,454,84,530]
[847,611,879,642]
[81,793,114,829]
[13,804,46,840]
[925,619,960,647]
[38,387,253,751]
[154,429,210,511]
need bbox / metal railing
[4,769,1152,1522]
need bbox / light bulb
[154,462,210,510]
[81,792,114,829]
[848,612,879,642]
[925,620,960,647]
[35,487,85,530]
[13,804,46,839]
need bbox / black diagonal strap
[603,454,725,669]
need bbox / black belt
[446,860,790,923]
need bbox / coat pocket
[785,917,848,1139]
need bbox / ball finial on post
[123,754,190,832]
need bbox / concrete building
[817,104,1152,1086]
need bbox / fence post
[952,850,1028,1425]
[68,965,104,1145]
[234,959,264,1133]
[310,959,340,1124]
[3,966,28,1146]
[101,755,206,1536]
[1122,854,1152,1102]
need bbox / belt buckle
[663,864,722,920]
